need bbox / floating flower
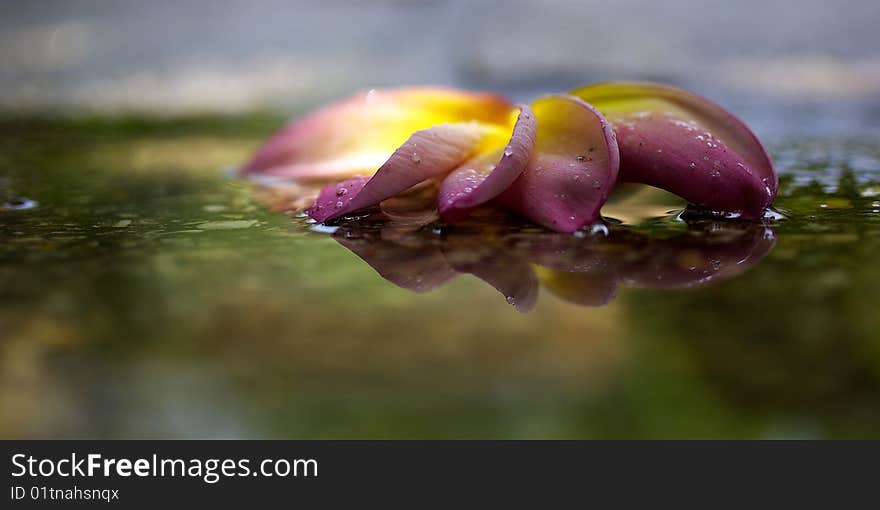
[242,82,777,232]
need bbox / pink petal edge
[308,123,488,223]
[437,104,537,222]
[499,95,620,234]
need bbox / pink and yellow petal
[498,95,620,233]
[308,122,495,223]
[437,105,537,222]
[243,87,512,181]
[570,82,776,218]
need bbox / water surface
[1,116,879,438]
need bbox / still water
[1,116,879,438]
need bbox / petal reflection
[333,225,458,294]
[328,217,775,310]
[442,227,539,313]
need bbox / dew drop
[763,207,786,221]
[589,223,609,236]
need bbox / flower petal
[307,175,370,222]
[437,105,537,222]
[242,87,512,181]
[308,122,493,223]
[378,182,440,229]
[570,82,776,218]
[497,95,620,233]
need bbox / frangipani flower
[242,82,777,232]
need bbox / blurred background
[1,1,879,439]
[2,0,879,133]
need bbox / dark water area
[1,115,879,438]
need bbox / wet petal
[307,175,370,222]
[570,82,776,218]
[437,105,537,222]
[242,87,512,180]
[498,95,620,233]
[308,122,493,223]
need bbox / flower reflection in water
[325,209,775,312]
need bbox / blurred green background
[1,1,879,438]
[1,117,879,438]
